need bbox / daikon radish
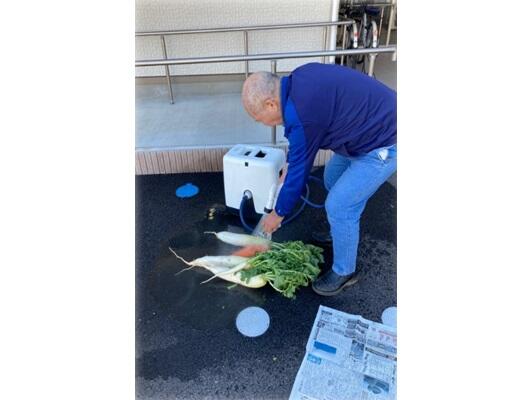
[204,231,271,247]
[197,260,267,288]
[169,248,267,288]
[169,248,248,275]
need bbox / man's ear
[264,98,278,111]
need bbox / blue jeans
[324,144,397,276]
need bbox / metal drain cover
[381,306,397,328]
[235,306,270,337]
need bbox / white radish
[169,248,240,275]
[169,248,248,275]
[170,250,248,268]
[223,272,267,288]
[200,261,249,284]
[199,261,266,288]
[204,231,271,247]
[169,248,267,288]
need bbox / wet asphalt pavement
[136,169,396,399]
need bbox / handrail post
[378,7,385,45]
[322,26,328,63]
[243,31,249,78]
[271,59,277,145]
[368,53,377,77]
[160,35,174,104]
[386,0,396,46]
[340,24,347,65]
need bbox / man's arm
[274,127,310,217]
[263,125,321,233]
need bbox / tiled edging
[135,146,333,175]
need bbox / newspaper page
[289,305,397,400]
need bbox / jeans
[324,144,397,276]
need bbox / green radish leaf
[240,241,324,299]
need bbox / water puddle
[147,204,267,331]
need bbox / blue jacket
[275,63,397,217]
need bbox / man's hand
[262,210,284,234]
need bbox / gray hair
[242,71,280,114]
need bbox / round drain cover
[381,306,397,328]
[236,306,270,337]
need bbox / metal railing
[136,17,394,96]
[135,12,397,144]
[136,47,395,67]
[136,20,356,36]
[136,19,358,90]
[136,46,396,144]
[135,3,397,99]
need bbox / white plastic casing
[223,144,286,214]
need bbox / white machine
[223,144,286,214]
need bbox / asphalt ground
[136,168,396,399]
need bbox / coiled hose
[239,175,326,233]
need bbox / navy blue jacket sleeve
[275,99,322,217]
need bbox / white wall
[136,0,336,76]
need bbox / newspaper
[289,305,397,400]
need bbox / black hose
[239,196,255,233]
[238,175,327,232]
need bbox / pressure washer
[223,144,325,238]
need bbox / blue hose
[239,174,327,232]
[282,183,311,225]
[300,176,326,209]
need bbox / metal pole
[340,24,347,65]
[136,20,359,37]
[386,0,396,46]
[160,35,174,104]
[135,46,397,67]
[328,0,340,64]
[368,53,377,77]
[271,59,277,145]
[322,26,328,63]
[378,7,385,45]
[243,31,249,78]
